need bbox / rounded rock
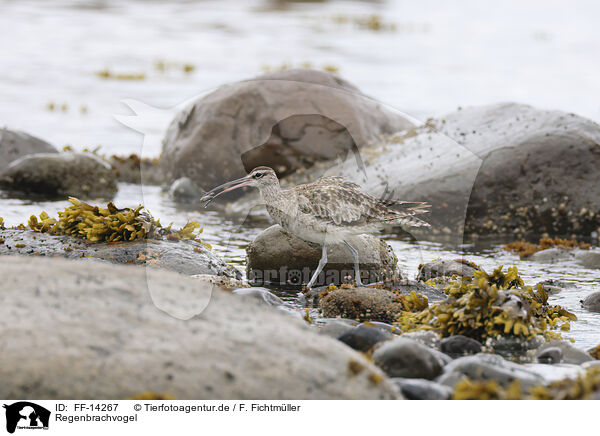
[337,324,392,353]
[0,152,118,199]
[372,337,444,379]
[440,335,483,358]
[582,292,600,312]
[536,347,563,364]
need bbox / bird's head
[201,166,278,207]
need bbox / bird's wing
[295,178,430,227]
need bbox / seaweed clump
[505,237,591,259]
[453,366,600,400]
[589,344,600,360]
[0,217,4,230]
[396,266,576,342]
[25,197,209,246]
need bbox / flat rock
[161,68,413,190]
[0,256,400,399]
[437,353,545,389]
[0,152,118,199]
[0,128,57,173]
[0,229,241,279]
[246,224,398,287]
[372,337,445,379]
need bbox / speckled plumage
[202,166,430,287]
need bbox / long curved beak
[200,175,252,207]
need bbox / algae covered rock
[0,152,118,199]
[372,337,445,379]
[246,224,398,287]
[0,128,58,173]
[0,229,240,278]
[319,286,428,324]
[0,256,399,399]
[161,68,413,190]
[396,265,576,343]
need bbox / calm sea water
[1,0,599,349]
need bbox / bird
[201,166,430,288]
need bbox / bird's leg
[343,240,364,287]
[306,243,327,289]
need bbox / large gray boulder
[242,103,600,241]
[161,68,414,190]
[246,224,398,287]
[0,152,118,199]
[0,229,241,279]
[0,128,57,173]
[0,256,400,399]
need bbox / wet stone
[536,347,563,364]
[581,292,600,312]
[440,335,483,358]
[416,259,477,281]
[437,353,545,389]
[372,337,444,380]
[337,324,392,353]
[391,378,452,400]
[535,341,593,365]
[314,318,358,339]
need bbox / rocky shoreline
[1,68,599,399]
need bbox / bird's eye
[254,172,263,179]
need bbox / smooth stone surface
[0,229,241,279]
[0,152,118,199]
[372,337,445,380]
[437,353,545,388]
[416,259,477,281]
[440,335,483,358]
[536,347,563,364]
[575,250,600,269]
[0,128,57,173]
[337,324,392,353]
[582,292,600,312]
[0,256,400,399]
[535,340,593,365]
[161,68,413,189]
[314,318,359,339]
[391,378,452,400]
[168,177,203,202]
[529,247,575,263]
[246,224,398,287]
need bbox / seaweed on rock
[396,266,576,342]
[453,367,600,400]
[24,197,209,247]
[505,237,591,259]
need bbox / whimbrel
[201,167,430,288]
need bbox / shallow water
[1,0,599,349]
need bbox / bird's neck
[258,181,283,204]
